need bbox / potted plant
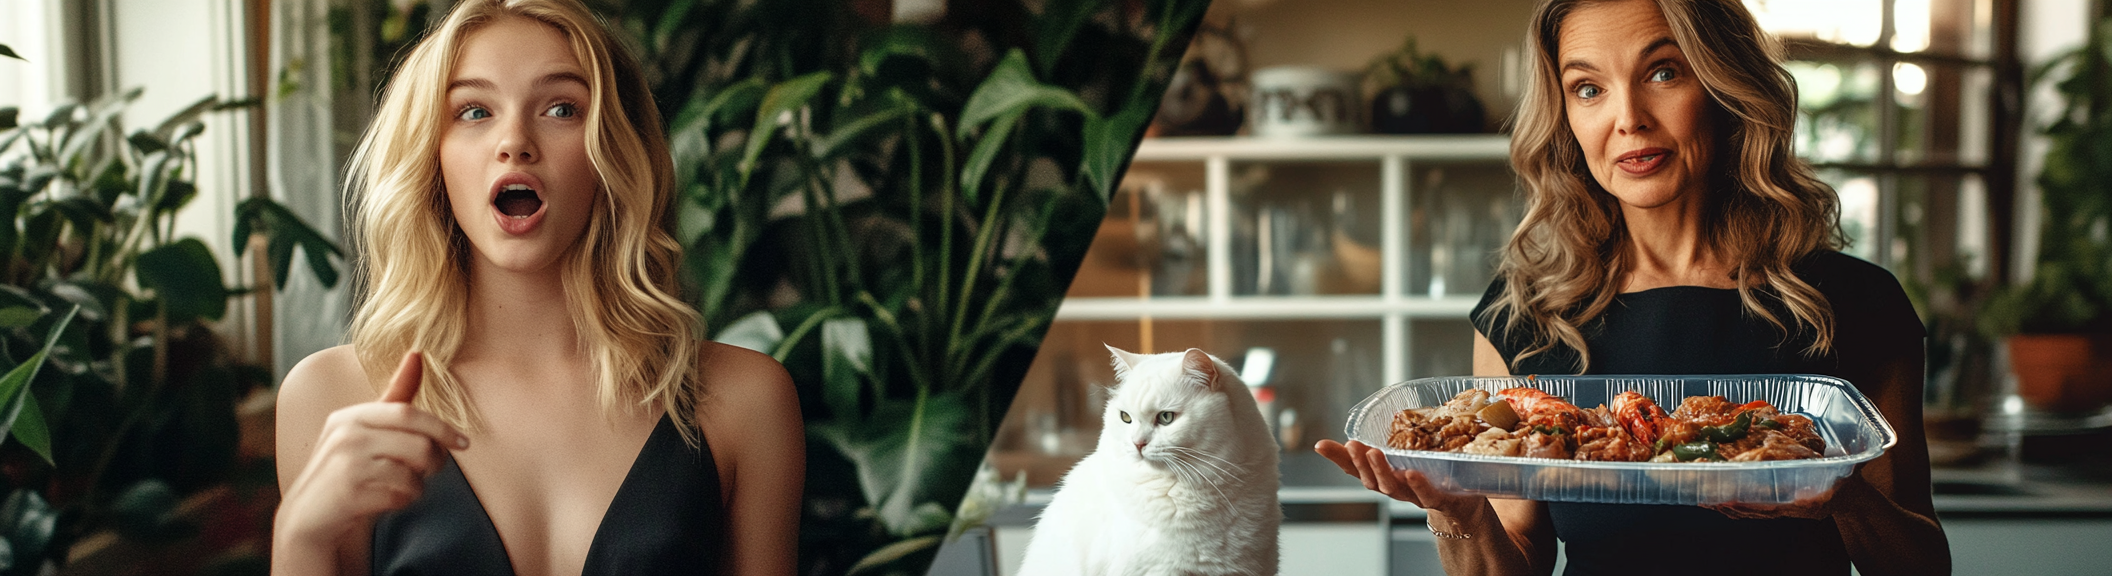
[1981,21,2112,414]
[1363,35,1486,134]
[1,43,340,572]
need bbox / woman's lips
[1615,148,1671,176]
[488,173,548,236]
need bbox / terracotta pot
[2006,333,2112,413]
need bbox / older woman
[1315,0,1950,574]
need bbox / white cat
[1019,346,1280,576]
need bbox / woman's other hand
[275,352,469,552]
[1314,439,1488,513]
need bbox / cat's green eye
[1156,411,1175,425]
[1120,411,1132,424]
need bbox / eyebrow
[446,71,590,93]
[1560,36,1681,74]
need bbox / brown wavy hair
[343,0,704,443]
[1483,0,1846,373]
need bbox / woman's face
[440,15,599,275]
[1557,0,1716,212]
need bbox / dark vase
[1370,83,1488,134]
[1369,84,1432,134]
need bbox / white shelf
[1132,134,1512,162]
[1064,134,1519,382]
[1054,296,1479,320]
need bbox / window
[1751,0,2002,284]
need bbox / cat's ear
[1180,348,1219,390]
[1106,344,1146,377]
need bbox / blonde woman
[271,1,803,574]
[1317,0,1949,574]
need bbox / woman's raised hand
[275,352,469,550]
[1314,439,1487,514]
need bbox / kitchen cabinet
[994,135,1525,488]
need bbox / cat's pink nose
[1134,441,1148,453]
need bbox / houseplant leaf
[955,49,1090,138]
[820,317,872,420]
[233,197,343,289]
[1080,100,1153,204]
[135,238,227,322]
[715,310,785,355]
[0,305,75,466]
[740,72,834,178]
[958,110,1022,206]
[810,390,977,536]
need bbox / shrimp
[1610,391,1670,446]
[1497,388,1578,416]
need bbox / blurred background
[984,0,2112,575]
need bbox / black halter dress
[369,414,724,575]
[1470,251,1924,576]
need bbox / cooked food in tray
[1385,387,1826,462]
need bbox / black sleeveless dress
[370,414,725,575]
[1469,251,1923,576]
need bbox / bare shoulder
[696,341,794,397]
[279,345,377,418]
[276,345,377,491]
[692,341,801,470]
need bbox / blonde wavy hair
[1485,0,1846,373]
[343,0,703,442]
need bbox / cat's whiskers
[1166,451,1233,509]
[1167,446,1238,482]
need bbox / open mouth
[495,184,543,218]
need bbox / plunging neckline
[442,413,675,575]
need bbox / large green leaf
[958,111,1022,207]
[714,310,785,355]
[135,238,227,321]
[811,390,978,537]
[0,308,38,329]
[955,49,1090,138]
[813,92,917,161]
[150,95,221,142]
[233,197,343,289]
[1080,101,1154,205]
[820,317,871,420]
[740,72,834,178]
[0,306,75,466]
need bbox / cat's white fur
[1019,346,1280,576]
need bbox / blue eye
[1575,84,1602,99]
[1649,68,1676,82]
[547,102,578,118]
[457,106,490,121]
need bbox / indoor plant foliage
[602,0,1206,573]
[1982,19,2112,411]
[0,83,339,573]
[1363,35,1486,134]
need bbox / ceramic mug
[1249,66,1359,137]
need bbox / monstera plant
[0,64,340,573]
[598,0,1206,573]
